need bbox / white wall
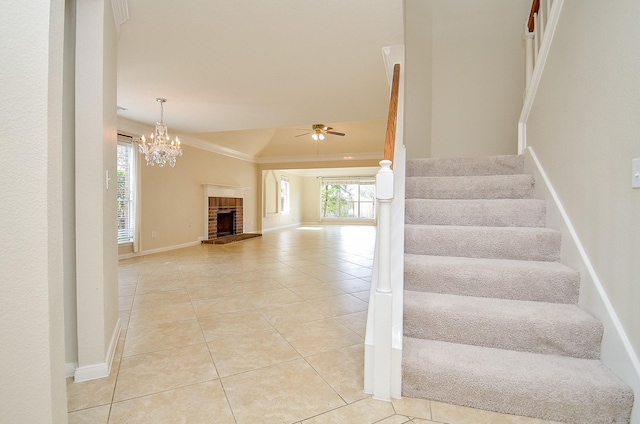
[525,0,640,379]
[404,0,530,159]
[74,0,120,380]
[63,0,78,368]
[0,1,68,422]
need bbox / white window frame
[280,176,290,215]
[319,178,376,221]
[117,137,136,244]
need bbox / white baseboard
[73,319,121,383]
[118,240,201,260]
[525,147,640,422]
[261,222,300,233]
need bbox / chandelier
[137,98,183,167]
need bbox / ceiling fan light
[319,134,325,140]
[312,133,319,141]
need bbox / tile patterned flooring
[67,225,558,424]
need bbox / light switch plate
[633,158,640,188]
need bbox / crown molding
[177,133,256,163]
[117,116,256,163]
[255,152,382,164]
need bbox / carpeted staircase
[402,155,634,423]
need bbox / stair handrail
[384,63,401,167]
[365,46,405,402]
[527,0,540,32]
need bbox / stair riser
[403,293,603,359]
[405,226,561,262]
[407,155,524,177]
[406,175,535,200]
[405,199,546,227]
[404,255,580,304]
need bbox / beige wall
[526,0,640,360]
[302,177,322,223]
[404,0,433,158]
[0,1,68,422]
[404,0,530,158]
[261,170,303,231]
[138,145,258,251]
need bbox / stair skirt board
[400,154,635,423]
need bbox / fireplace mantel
[202,184,248,198]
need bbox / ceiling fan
[296,124,346,140]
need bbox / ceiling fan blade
[326,131,345,136]
[295,132,311,137]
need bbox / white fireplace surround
[202,184,248,240]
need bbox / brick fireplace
[207,197,243,240]
[202,184,248,242]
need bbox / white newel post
[373,159,394,401]
[524,28,535,90]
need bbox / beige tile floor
[67,225,559,424]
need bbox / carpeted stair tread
[404,292,603,359]
[404,254,580,303]
[406,174,535,200]
[405,225,561,262]
[406,155,524,177]
[402,338,634,424]
[405,198,546,227]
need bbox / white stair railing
[520,0,564,153]
[364,46,405,401]
[524,0,554,91]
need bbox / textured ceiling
[116,0,404,160]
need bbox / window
[117,141,135,243]
[320,179,375,220]
[280,176,290,214]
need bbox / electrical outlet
[152,231,157,238]
[633,158,640,188]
